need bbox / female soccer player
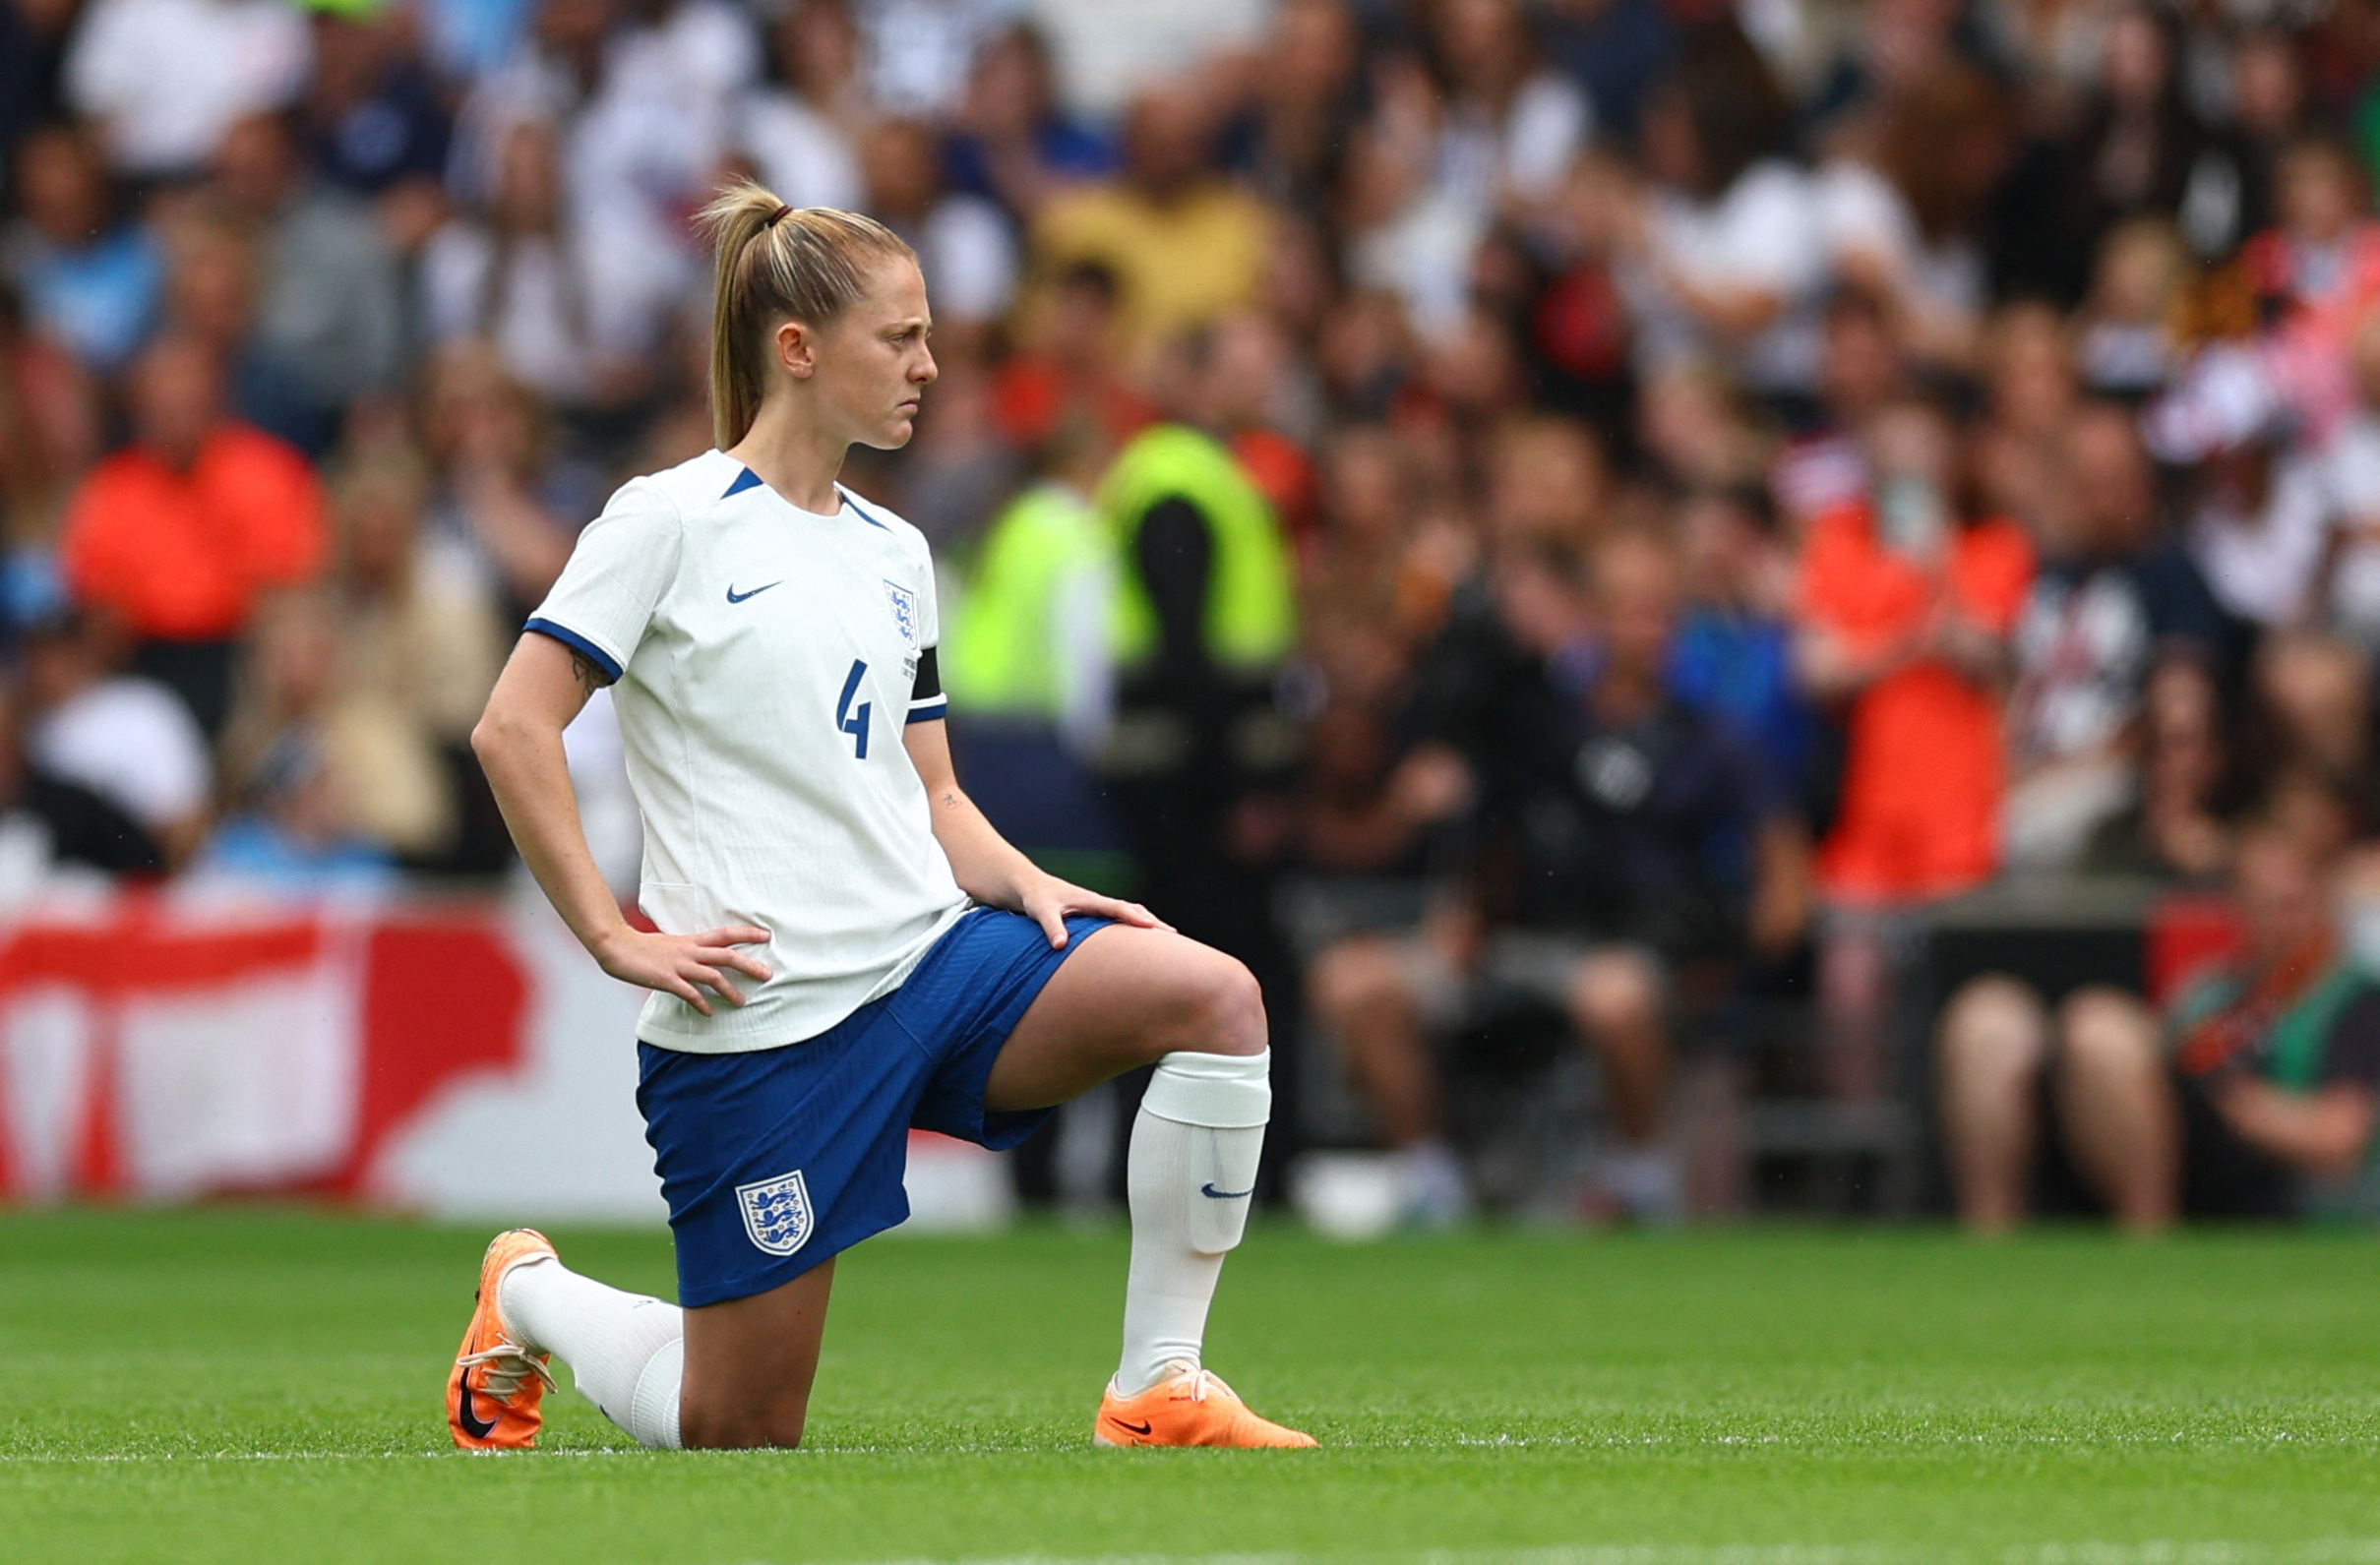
[448,183,1312,1452]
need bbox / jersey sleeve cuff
[905,697,947,724]
[523,618,624,683]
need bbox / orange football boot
[1094,1362,1316,1449]
[447,1229,561,1451]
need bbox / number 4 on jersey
[836,658,872,759]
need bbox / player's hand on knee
[1017,875,1170,948]
[591,925,774,1015]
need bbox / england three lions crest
[883,579,919,646]
[736,1170,815,1256]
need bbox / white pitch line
[832,1545,2380,1565]
[0,1448,646,1464]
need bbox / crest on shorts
[883,579,919,646]
[736,1170,816,1256]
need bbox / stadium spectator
[0,279,101,549]
[296,3,453,220]
[0,672,164,899]
[1771,288,1906,534]
[1796,391,2034,1101]
[0,0,79,153]
[19,607,211,867]
[2246,632,2380,838]
[1309,526,1804,1224]
[412,340,599,622]
[854,117,1016,347]
[944,23,1114,223]
[2018,2,2227,303]
[1970,302,2084,534]
[2143,344,2335,632]
[418,117,612,411]
[2003,402,2228,873]
[448,0,615,209]
[2,123,161,373]
[2076,219,2188,400]
[1617,24,1826,409]
[739,0,871,214]
[11,0,2380,1221]
[1093,327,1301,1026]
[1635,361,1773,499]
[322,449,509,865]
[1033,85,1273,356]
[1818,61,2013,376]
[192,725,397,892]
[1234,0,1365,213]
[216,581,458,868]
[62,0,310,179]
[58,331,328,737]
[1937,822,2380,1231]
[208,111,405,454]
[1421,0,1592,223]
[990,259,1152,451]
[2226,27,2313,244]
[2074,656,2233,881]
[1671,485,1822,820]
[940,416,1122,887]
[855,0,1007,121]
[1294,424,1470,879]
[1539,0,1676,145]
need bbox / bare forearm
[2217,1080,2375,1178]
[474,720,629,952]
[926,780,1044,909]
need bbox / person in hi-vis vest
[1095,322,1302,1185]
[940,416,1128,894]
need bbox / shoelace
[456,1342,558,1401]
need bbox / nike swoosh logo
[1200,1183,1252,1200]
[1110,1417,1153,1436]
[456,1375,498,1440]
[726,581,782,604]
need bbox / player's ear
[775,318,816,380]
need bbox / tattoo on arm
[570,650,613,694]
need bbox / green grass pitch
[4,1211,2380,1563]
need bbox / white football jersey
[527,449,966,1053]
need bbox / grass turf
[2,1212,2378,1563]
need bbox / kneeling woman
[452,183,1311,1451]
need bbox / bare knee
[1938,975,2049,1085]
[1310,937,1412,1034]
[1164,949,1267,1059]
[2056,986,2160,1078]
[1568,949,1663,1043]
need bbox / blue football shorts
[637,907,1113,1308]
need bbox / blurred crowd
[11,0,2380,1226]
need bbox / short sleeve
[914,540,941,650]
[523,480,684,682]
[906,541,946,722]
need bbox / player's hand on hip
[590,924,773,1015]
[1018,875,1170,948]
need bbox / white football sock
[1116,1048,1270,1397]
[500,1257,685,1449]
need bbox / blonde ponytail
[698,180,917,449]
